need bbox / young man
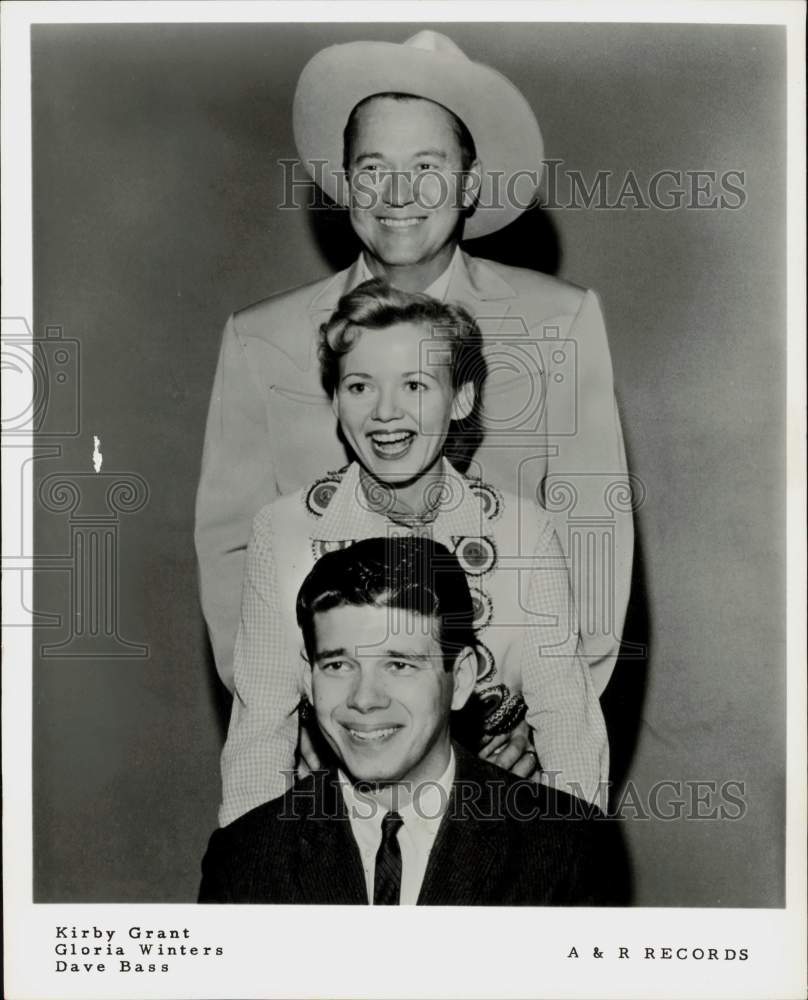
[199,537,625,906]
[195,31,632,697]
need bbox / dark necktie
[373,811,404,905]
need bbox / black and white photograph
[2,2,805,998]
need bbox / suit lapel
[296,771,369,905]
[449,252,516,337]
[417,748,506,906]
[307,259,364,332]
[292,753,512,905]
[274,260,360,377]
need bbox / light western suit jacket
[195,252,633,694]
[199,745,628,906]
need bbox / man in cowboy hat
[195,30,632,743]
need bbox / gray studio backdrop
[31,22,785,904]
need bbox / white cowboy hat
[292,30,544,240]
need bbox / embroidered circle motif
[474,641,496,683]
[311,538,356,560]
[305,470,346,518]
[356,475,397,516]
[469,586,493,630]
[454,536,496,576]
[468,480,503,523]
[422,476,463,514]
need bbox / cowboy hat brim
[292,38,544,240]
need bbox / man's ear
[461,160,482,210]
[450,646,477,711]
[450,382,475,422]
[302,662,313,703]
[340,167,352,207]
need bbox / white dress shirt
[339,750,456,905]
[356,246,460,302]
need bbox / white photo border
[2,3,805,999]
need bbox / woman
[218,279,608,826]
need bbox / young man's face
[345,96,476,280]
[333,321,472,497]
[304,603,474,788]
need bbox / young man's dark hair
[296,535,477,670]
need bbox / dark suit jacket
[199,747,628,905]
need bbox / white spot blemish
[92,435,103,473]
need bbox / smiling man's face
[304,603,473,789]
[345,96,476,289]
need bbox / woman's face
[333,321,470,496]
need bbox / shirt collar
[355,246,461,301]
[312,459,487,546]
[305,250,516,333]
[401,749,455,834]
